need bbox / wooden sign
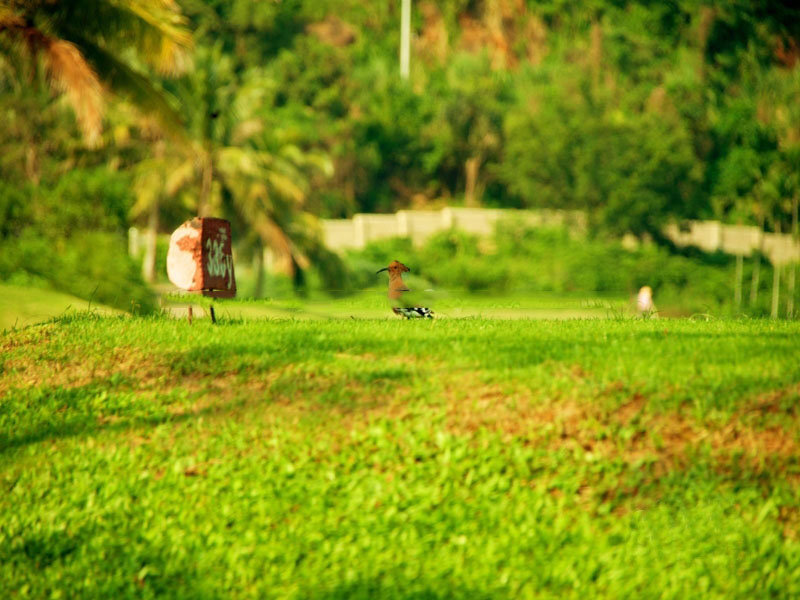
[167,218,236,298]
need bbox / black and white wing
[393,306,434,319]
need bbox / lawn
[0,283,119,332]
[163,290,627,321]
[2,314,800,598]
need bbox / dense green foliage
[0,283,119,330]
[342,224,788,316]
[164,0,799,235]
[1,0,799,305]
[2,315,800,597]
[0,170,157,313]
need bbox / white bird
[637,285,657,317]
[376,260,434,319]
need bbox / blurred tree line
[0,0,799,306]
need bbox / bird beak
[376,267,388,274]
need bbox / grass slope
[2,315,800,599]
[164,291,626,321]
[0,283,119,331]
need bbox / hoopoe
[376,260,434,319]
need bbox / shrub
[342,222,780,315]
[0,170,156,314]
[0,230,157,314]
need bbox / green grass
[0,283,120,331]
[2,314,800,599]
[164,290,628,321]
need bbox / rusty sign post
[167,218,236,323]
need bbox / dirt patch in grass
[0,323,54,350]
[440,380,800,517]
[7,328,799,485]
[736,383,800,426]
[778,505,800,540]
[1,341,172,394]
[443,378,800,470]
[143,361,416,428]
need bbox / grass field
[0,283,119,331]
[2,313,800,598]
[163,290,628,321]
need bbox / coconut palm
[0,0,191,145]
[135,44,334,285]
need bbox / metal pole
[400,0,411,79]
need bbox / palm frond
[216,146,262,180]
[1,0,191,145]
[234,190,292,257]
[231,118,263,145]
[112,0,193,75]
[0,8,25,31]
[265,171,306,205]
[303,152,335,177]
[132,167,162,218]
[165,157,196,196]
[0,15,106,146]
[74,35,188,143]
[50,0,192,76]
[43,38,104,146]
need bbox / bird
[376,260,434,319]
[637,285,657,318]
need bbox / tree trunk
[142,196,160,283]
[464,156,481,207]
[198,150,213,217]
[254,243,265,299]
[25,145,39,184]
[788,265,796,319]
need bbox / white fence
[663,221,799,265]
[323,207,587,250]
[130,209,800,267]
[322,208,799,265]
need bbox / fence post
[735,254,743,311]
[771,263,781,319]
[750,253,761,307]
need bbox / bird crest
[376,260,410,276]
[376,260,433,319]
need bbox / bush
[0,229,157,314]
[0,170,156,314]
[342,222,780,316]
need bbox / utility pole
[400,0,411,79]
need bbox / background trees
[1,0,799,303]
[0,0,191,144]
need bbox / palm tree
[0,0,191,145]
[136,45,334,286]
